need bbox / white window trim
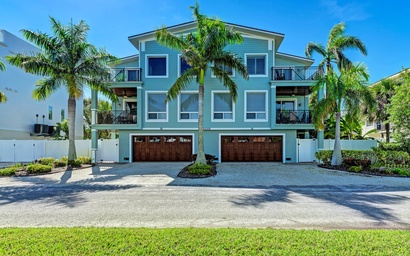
[145,91,168,122]
[244,53,268,77]
[276,97,298,111]
[211,90,235,122]
[178,91,199,122]
[145,54,168,78]
[244,90,268,122]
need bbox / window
[146,92,167,121]
[48,106,53,120]
[245,91,267,121]
[179,56,191,76]
[276,100,295,111]
[179,93,198,121]
[212,92,234,121]
[245,54,267,76]
[61,109,65,121]
[146,55,168,77]
[212,64,234,77]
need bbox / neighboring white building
[0,30,83,140]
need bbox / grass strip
[0,228,409,255]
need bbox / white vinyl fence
[297,139,377,163]
[0,139,118,163]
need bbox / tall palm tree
[312,63,375,165]
[0,59,6,103]
[370,78,396,143]
[305,22,367,73]
[155,3,249,164]
[7,17,117,165]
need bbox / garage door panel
[221,136,282,162]
[133,135,192,162]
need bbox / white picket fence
[0,139,119,163]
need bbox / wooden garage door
[133,136,192,161]
[221,136,282,162]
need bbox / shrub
[37,157,55,166]
[77,156,91,165]
[316,150,375,165]
[373,148,410,165]
[191,154,216,164]
[343,157,371,169]
[390,168,410,177]
[0,167,17,176]
[54,159,67,168]
[348,166,362,173]
[70,159,82,168]
[315,150,333,164]
[187,163,212,175]
[26,164,52,174]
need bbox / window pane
[246,113,256,119]
[282,101,294,110]
[247,57,255,74]
[256,57,265,74]
[48,106,53,120]
[191,113,198,119]
[127,70,137,81]
[224,113,233,119]
[257,113,266,119]
[214,93,232,111]
[214,113,223,119]
[148,94,166,112]
[181,94,198,112]
[180,58,191,75]
[158,113,167,119]
[148,57,166,76]
[148,113,157,119]
[180,113,189,119]
[247,93,265,111]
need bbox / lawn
[1,228,409,255]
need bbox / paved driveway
[0,162,409,229]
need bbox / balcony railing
[110,68,142,82]
[97,110,137,124]
[271,66,323,81]
[276,110,312,124]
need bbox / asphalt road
[1,162,409,229]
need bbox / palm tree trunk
[68,97,77,165]
[385,123,390,143]
[331,111,343,166]
[196,74,207,165]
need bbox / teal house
[90,21,324,163]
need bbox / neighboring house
[91,21,323,163]
[361,70,406,142]
[0,30,83,140]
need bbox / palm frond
[0,90,7,103]
[166,68,196,101]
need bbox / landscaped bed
[316,146,410,177]
[0,228,409,254]
[0,156,92,177]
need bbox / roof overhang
[276,52,314,66]
[128,21,285,52]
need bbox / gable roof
[128,21,285,52]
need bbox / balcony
[110,68,142,82]
[97,110,137,124]
[271,66,323,81]
[276,110,312,124]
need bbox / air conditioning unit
[34,124,49,134]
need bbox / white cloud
[321,0,370,21]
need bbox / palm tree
[155,3,249,165]
[312,63,375,165]
[7,17,117,165]
[370,78,396,143]
[305,22,367,72]
[0,59,6,103]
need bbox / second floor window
[61,109,65,121]
[245,91,267,121]
[180,57,191,76]
[147,93,167,121]
[213,92,234,121]
[48,106,53,120]
[180,93,198,121]
[147,55,167,77]
[246,54,267,76]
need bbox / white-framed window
[276,98,297,111]
[211,64,235,78]
[61,109,65,121]
[245,90,268,122]
[212,91,235,122]
[48,106,53,120]
[178,54,191,77]
[179,92,198,121]
[145,54,168,78]
[245,53,268,77]
[146,91,168,121]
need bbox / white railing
[0,139,119,163]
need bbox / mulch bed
[12,165,92,177]
[177,163,217,179]
[318,164,410,178]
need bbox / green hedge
[0,167,17,176]
[315,150,375,165]
[26,164,52,174]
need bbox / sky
[1,0,409,83]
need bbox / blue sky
[1,0,409,83]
